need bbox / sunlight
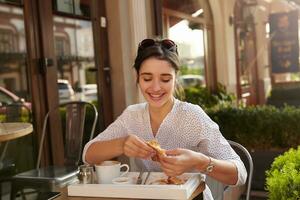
[169,20,204,58]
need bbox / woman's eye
[162,79,171,83]
[143,78,151,82]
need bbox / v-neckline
[145,99,177,139]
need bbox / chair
[0,103,32,200]
[225,140,253,200]
[11,101,98,199]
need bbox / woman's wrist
[119,137,127,155]
[195,154,212,173]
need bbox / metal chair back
[227,140,253,200]
[36,101,98,168]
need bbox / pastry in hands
[167,176,185,185]
[150,176,186,185]
[146,140,166,161]
[147,140,185,185]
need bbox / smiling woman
[82,38,247,200]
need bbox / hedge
[267,86,300,107]
[206,106,300,149]
[181,83,236,109]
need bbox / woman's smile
[148,92,165,100]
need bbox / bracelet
[203,156,214,174]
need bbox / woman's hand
[159,148,209,177]
[123,134,155,159]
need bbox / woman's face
[138,57,176,109]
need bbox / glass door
[38,0,112,165]
[0,1,35,173]
[53,9,97,104]
[0,0,112,172]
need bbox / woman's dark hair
[133,39,180,76]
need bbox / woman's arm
[85,134,155,164]
[85,137,126,164]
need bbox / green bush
[181,83,300,149]
[183,83,236,109]
[266,146,300,200]
[207,105,300,149]
[267,83,300,107]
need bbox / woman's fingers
[124,143,151,158]
[160,149,195,176]
[161,165,183,177]
[162,169,176,177]
[123,135,154,158]
[160,157,176,166]
[164,148,181,156]
[131,137,154,152]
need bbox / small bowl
[112,177,133,184]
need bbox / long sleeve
[82,108,129,163]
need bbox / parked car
[179,74,205,88]
[75,84,98,102]
[0,86,31,108]
[57,79,75,103]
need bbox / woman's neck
[149,98,175,121]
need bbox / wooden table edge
[0,122,33,142]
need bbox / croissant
[146,140,166,161]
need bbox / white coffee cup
[95,160,130,184]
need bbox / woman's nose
[151,80,161,91]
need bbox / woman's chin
[147,97,165,108]
[147,96,173,109]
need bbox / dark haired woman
[83,39,247,199]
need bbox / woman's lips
[148,93,165,101]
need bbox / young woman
[82,38,247,199]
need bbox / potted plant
[266,146,300,199]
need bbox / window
[0,30,14,52]
[163,0,214,88]
[53,0,91,18]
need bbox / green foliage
[179,83,300,149]
[266,147,300,200]
[179,65,203,75]
[267,84,300,107]
[0,110,31,122]
[207,105,300,149]
[183,83,236,109]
